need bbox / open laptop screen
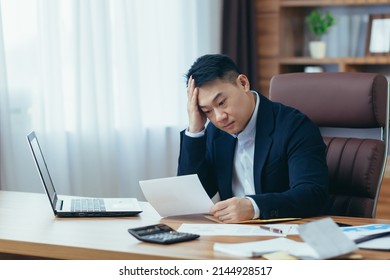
[27,132,58,210]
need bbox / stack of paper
[214,218,358,259]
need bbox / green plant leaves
[306,10,336,38]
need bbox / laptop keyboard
[71,198,106,212]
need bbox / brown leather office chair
[269,72,389,218]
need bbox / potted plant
[306,10,335,58]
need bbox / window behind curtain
[0,0,222,197]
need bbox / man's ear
[237,74,250,91]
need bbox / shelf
[256,0,390,96]
[280,0,388,7]
[279,56,390,65]
[278,56,390,73]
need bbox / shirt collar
[231,90,260,139]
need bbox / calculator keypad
[128,224,200,244]
[142,232,197,243]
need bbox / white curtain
[0,0,222,199]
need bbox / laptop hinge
[55,199,63,211]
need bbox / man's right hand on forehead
[187,76,207,133]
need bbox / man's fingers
[210,200,228,213]
[186,75,208,132]
[210,201,230,221]
[187,76,195,98]
[209,198,254,223]
[187,77,199,111]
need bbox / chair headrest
[269,72,388,128]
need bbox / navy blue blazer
[177,94,329,219]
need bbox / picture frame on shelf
[366,14,390,56]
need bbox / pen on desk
[259,225,283,234]
[354,230,390,244]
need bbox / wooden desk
[0,191,389,260]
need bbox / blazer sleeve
[177,130,219,198]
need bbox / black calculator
[128,223,200,244]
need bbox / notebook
[27,131,142,217]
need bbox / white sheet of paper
[298,217,358,259]
[214,238,319,258]
[139,174,214,217]
[178,224,287,236]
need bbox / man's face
[197,75,255,135]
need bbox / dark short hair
[185,54,241,87]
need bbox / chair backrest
[269,72,389,218]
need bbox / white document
[341,224,390,250]
[214,238,319,258]
[298,217,358,259]
[357,236,390,250]
[178,224,288,236]
[139,174,214,217]
[341,224,390,240]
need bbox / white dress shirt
[231,91,260,218]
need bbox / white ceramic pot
[309,41,326,58]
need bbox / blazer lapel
[214,133,236,200]
[253,95,275,194]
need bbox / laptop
[27,131,142,217]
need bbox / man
[177,54,329,223]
